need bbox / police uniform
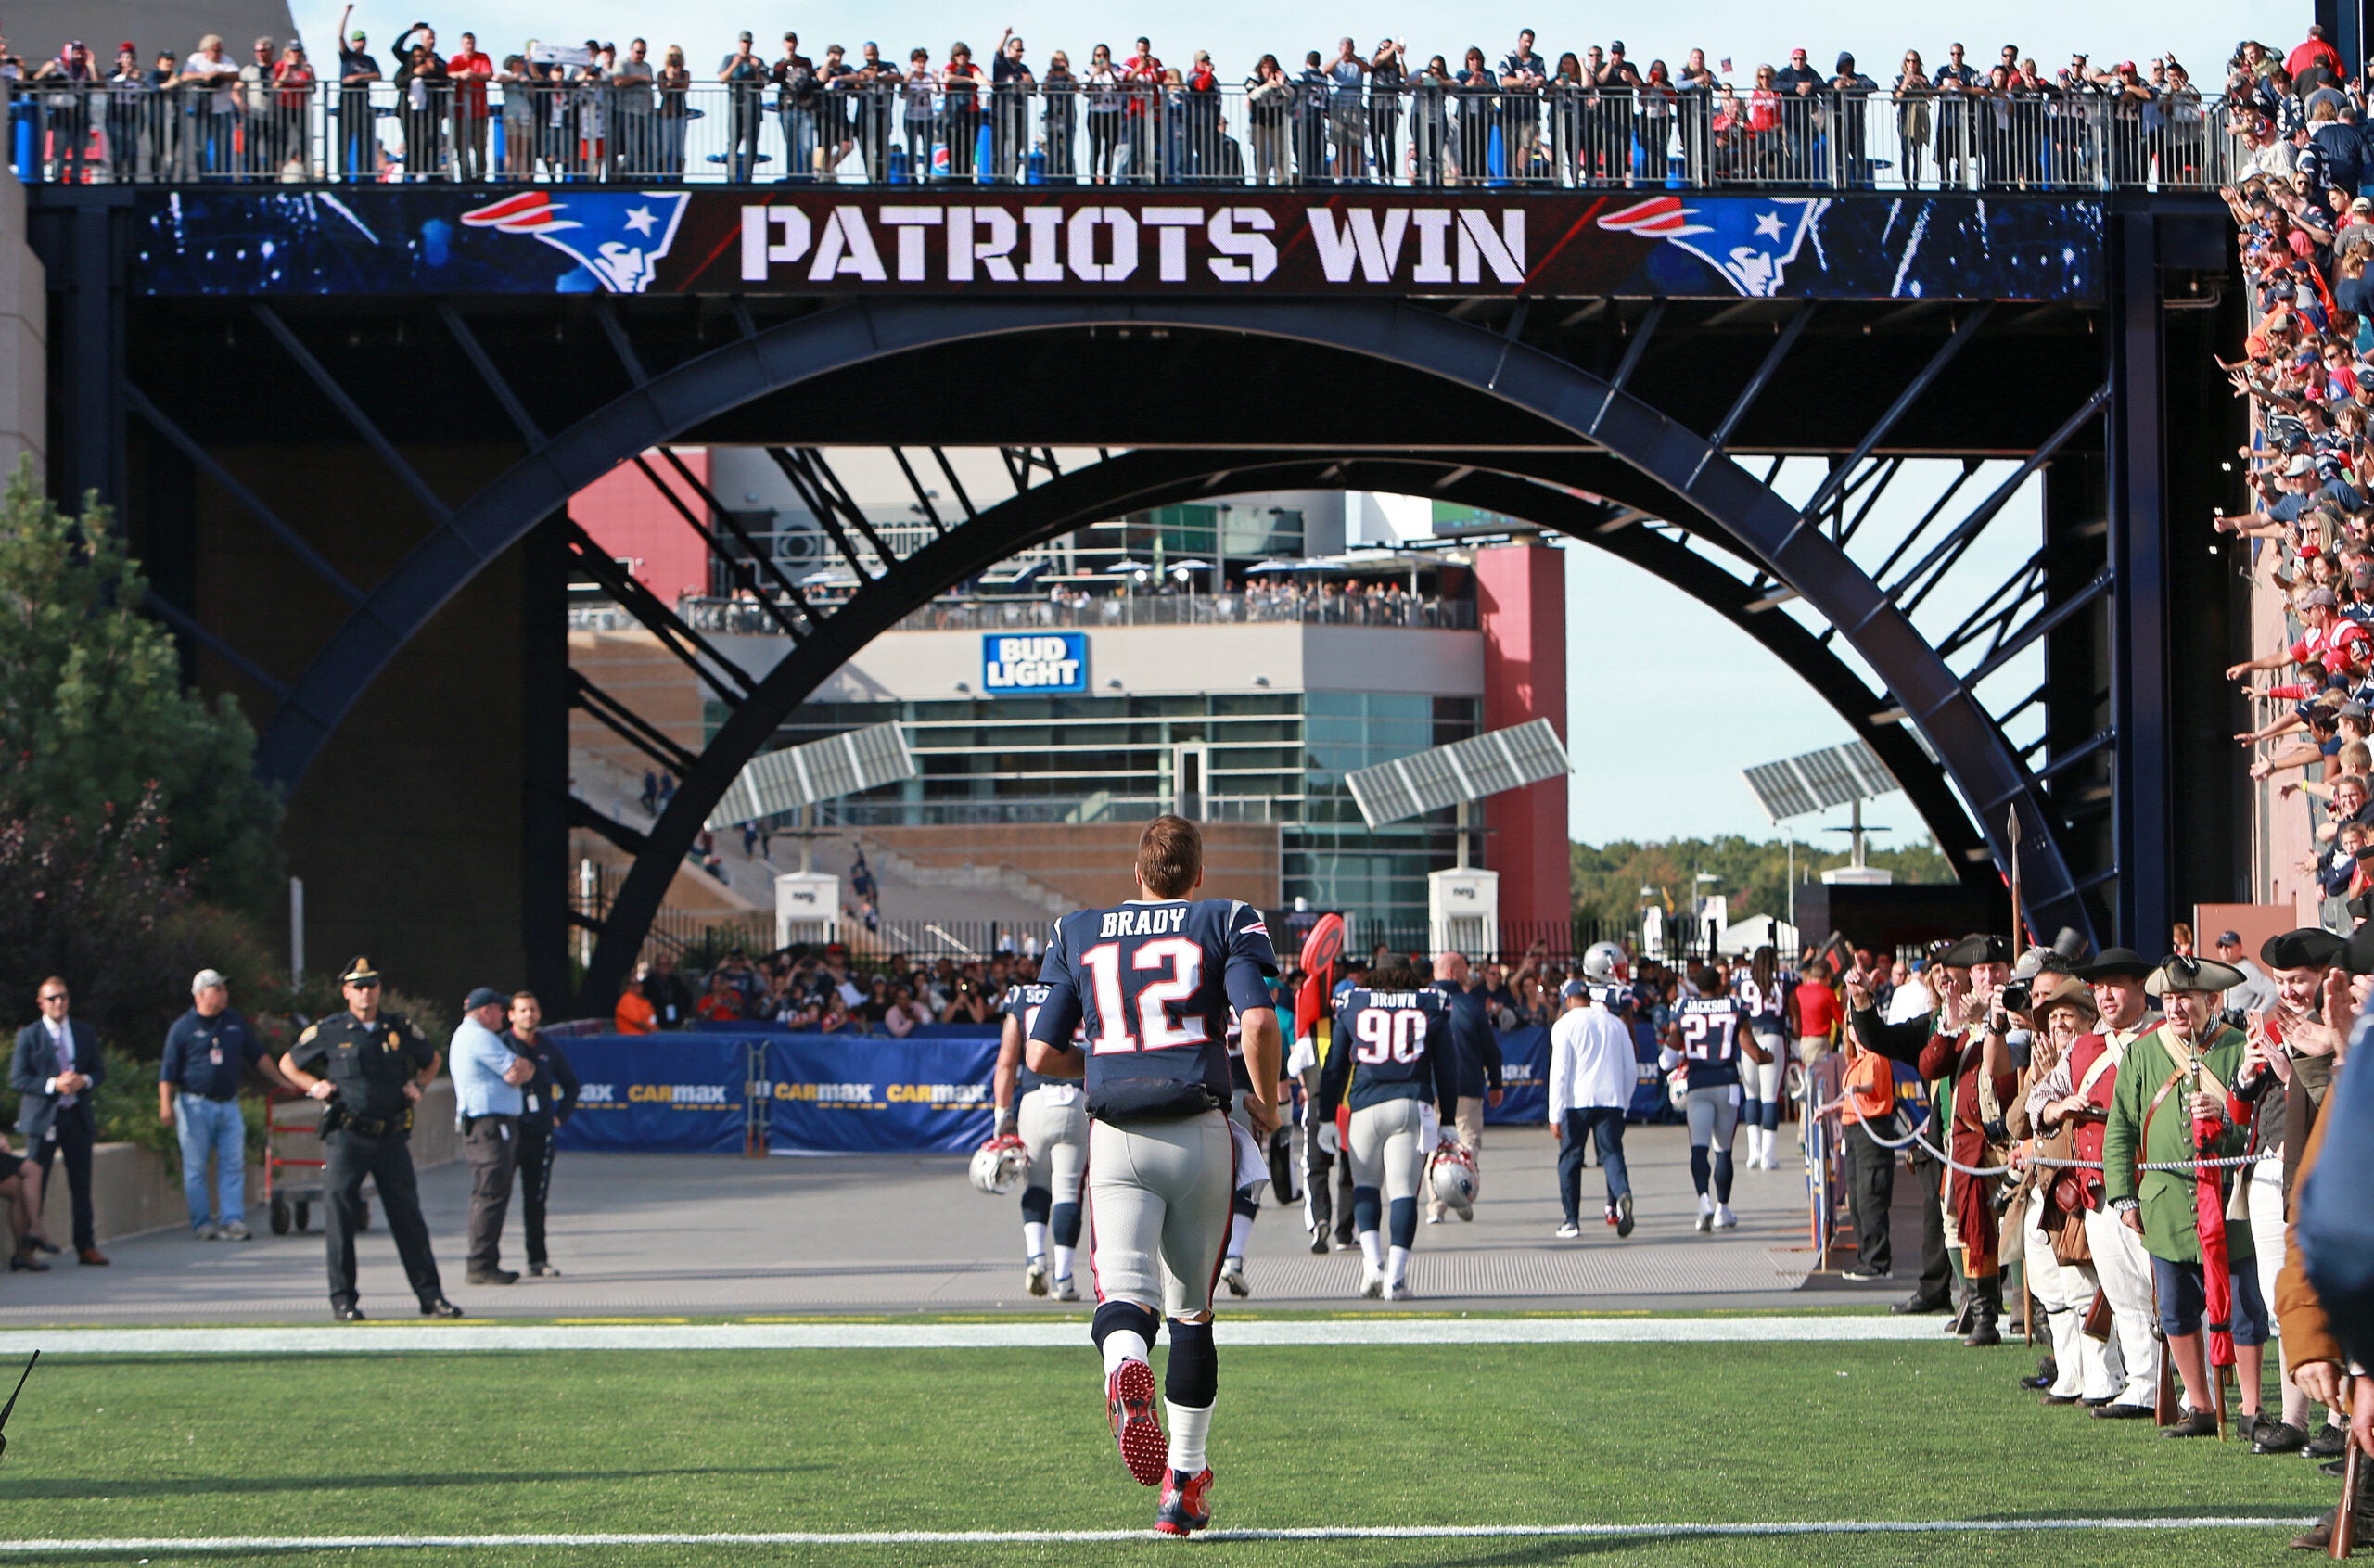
[506,1026,580,1276]
[285,958,456,1319]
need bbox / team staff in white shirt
[1548,944,1640,1242]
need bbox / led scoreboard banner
[134,188,2106,301]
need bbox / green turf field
[0,1336,2332,1566]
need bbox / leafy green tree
[1572,833,1953,925]
[0,463,281,908]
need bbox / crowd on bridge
[1,10,2330,187]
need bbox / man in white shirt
[1548,977,1638,1241]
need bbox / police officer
[503,990,578,1278]
[277,956,464,1322]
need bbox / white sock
[1101,1328,1149,1378]
[1023,1222,1049,1262]
[1168,1401,1212,1474]
[1386,1244,1410,1288]
[1052,1243,1075,1281]
[1698,1192,1715,1215]
[1358,1230,1385,1268]
[1226,1213,1253,1262]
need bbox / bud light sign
[982,632,1088,696]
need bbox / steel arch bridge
[29,188,2243,1009]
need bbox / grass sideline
[0,1342,2328,1566]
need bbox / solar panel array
[708,722,917,828]
[1739,741,1899,824]
[1346,719,1573,827]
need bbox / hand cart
[262,1087,369,1235]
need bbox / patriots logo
[1598,195,1827,298]
[460,189,690,293]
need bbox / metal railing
[10,78,2242,190]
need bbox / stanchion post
[746,1039,768,1157]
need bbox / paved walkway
[0,1126,1909,1323]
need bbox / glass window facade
[726,689,1478,925]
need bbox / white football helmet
[1426,1141,1478,1212]
[969,1133,1031,1196]
[1582,941,1629,985]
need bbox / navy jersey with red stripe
[1317,987,1459,1119]
[1676,995,1744,1088]
[1030,899,1279,1122]
[1002,982,1061,1094]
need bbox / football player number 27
[1080,938,1208,1053]
[1352,1008,1427,1064]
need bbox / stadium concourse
[0,1126,1839,1322]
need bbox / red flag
[2193,1097,2236,1370]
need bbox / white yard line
[0,1315,1944,1355]
[0,1519,2318,1551]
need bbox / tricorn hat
[2261,927,2351,972]
[1938,933,2011,968]
[2145,953,2244,996]
[2073,946,2153,980]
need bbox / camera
[1999,979,2031,1013]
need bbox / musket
[2334,1374,2363,1560]
[2005,807,2029,950]
[0,1349,38,1463]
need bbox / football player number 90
[1080,938,1210,1054]
[1351,1008,1427,1065]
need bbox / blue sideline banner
[553,1035,751,1154]
[1484,1026,1548,1127]
[763,1034,1000,1154]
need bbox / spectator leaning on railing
[3,17,2273,192]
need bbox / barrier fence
[12,78,2240,191]
[553,1019,1678,1154]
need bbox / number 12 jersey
[1030,899,1279,1123]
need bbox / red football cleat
[1106,1358,1168,1486]
[1155,1467,1214,1536]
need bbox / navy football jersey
[1030,899,1279,1121]
[1675,995,1744,1087]
[1002,981,1063,1093]
[1318,986,1459,1118]
[1734,975,1788,1031]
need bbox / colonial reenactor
[2008,974,2115,1405]
[2231,927,2350,1452]
[2102,953,2270,1439]
[1913,934,2023,1348]
[2030,945,2164,1418]
[277,956,464,1322]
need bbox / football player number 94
[1352,1008,1428,1065]
[1081,939,1210,1054]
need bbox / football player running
[991,966,1085,1301]
[1027,816,1282,1538]
[1317,962,1460,1299]
[1218,1006,1274,1297]
[1733,946,1791,1171]
[1661,963,1747,1231]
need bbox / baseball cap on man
[191,968,228,992]
[464,986,506,1010]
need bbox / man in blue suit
[12,975,108,1265]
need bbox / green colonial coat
[2101,1022,2253,1266]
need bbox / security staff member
[452,987,533,1285]
[504,990,578,1278]
[278,956,463,1322]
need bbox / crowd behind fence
[6,74,2244,191]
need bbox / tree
[0,463,281,909]
[1571,833,1953,926]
